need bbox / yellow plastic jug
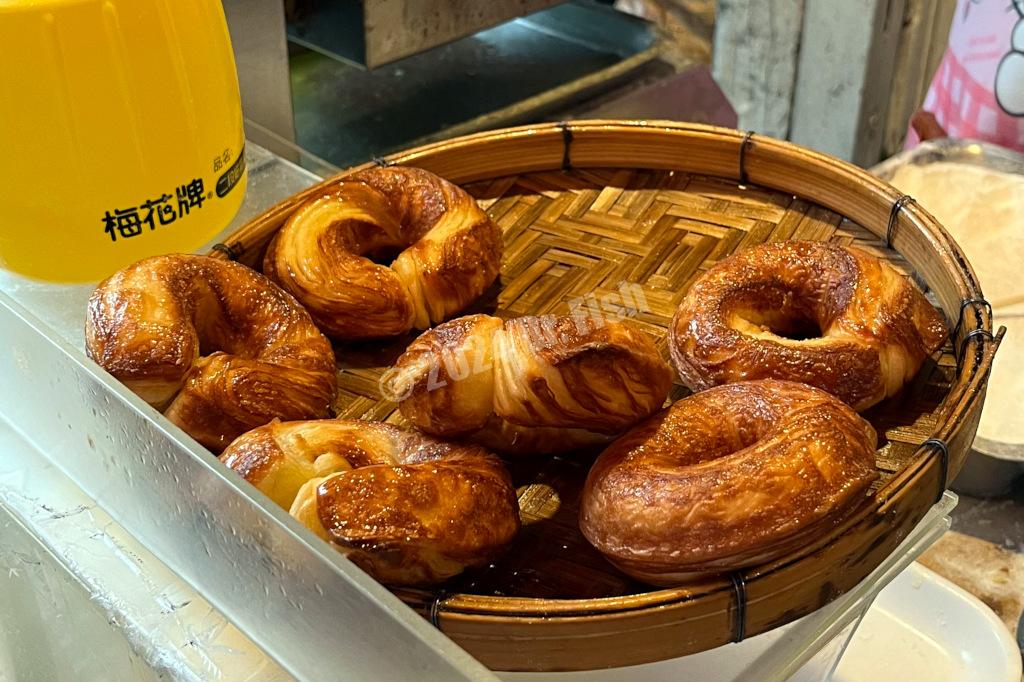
[0,0,247,282]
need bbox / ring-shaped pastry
[580,380,878,585]
[386,314,673,454]
[220,419,520,585]
[263,166,503,340]
[669,241,947,410]
[86,254,337,451]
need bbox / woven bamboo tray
[210,121,1001,672]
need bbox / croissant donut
[580,380,878,585]
[219,419,520,585]
[85,254,337,451]
[263,166,503,340]
[385,314,673,454]
[669,241,947,411]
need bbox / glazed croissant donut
[85,255,337,451]
[263,166,503,340]
[580,380,878,585]
[385,314,673,454]
[219,419,520,585]
[669,241,948,411]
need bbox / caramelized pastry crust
[85,254,337,451]
[220,419,520,585]
[386,314,673,454]
[263,166,503,340]
[580,380,878,585]
[669,241,948,411]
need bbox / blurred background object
[223,0,732,168]
[222,0,963,169]
[713,0,954,165]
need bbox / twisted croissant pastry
[220,419,521,585]
[581,380,878,585]
[85,255,337,451]
[385,314,673,454]
[669,241,948,411]
[263,166,503,340]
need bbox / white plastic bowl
[834,562,1022,682]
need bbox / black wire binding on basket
[211,242,239,260]
[730,571,748,642]
[953,297,993,341]
[372,156,392,168]
[957,327,995,365]
[738,131,755,186]
[558,121,574,172]
[429,590,450,628]
[922,437,950,505]
[886,195,915,248]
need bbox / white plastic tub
[834,563,1021,682]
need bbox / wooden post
[712,0,805,139]
[881,0,955,156]
[789,0,906,166]
[712,0,955,165]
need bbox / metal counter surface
[0,141,1004,679]
[0,143,493,681]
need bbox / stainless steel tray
[0,142,959,679]
[0,144,491,681]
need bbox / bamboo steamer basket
[210,121,1002,671]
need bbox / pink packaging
[909,0,1024,151]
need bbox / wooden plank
[882,0,956,156]
[924,1,956,105]
[711,0,805,138]
[790,0,907,165]
[363,0,561,68]
[712,0,953,160]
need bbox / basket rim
[219,120,1001,619]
